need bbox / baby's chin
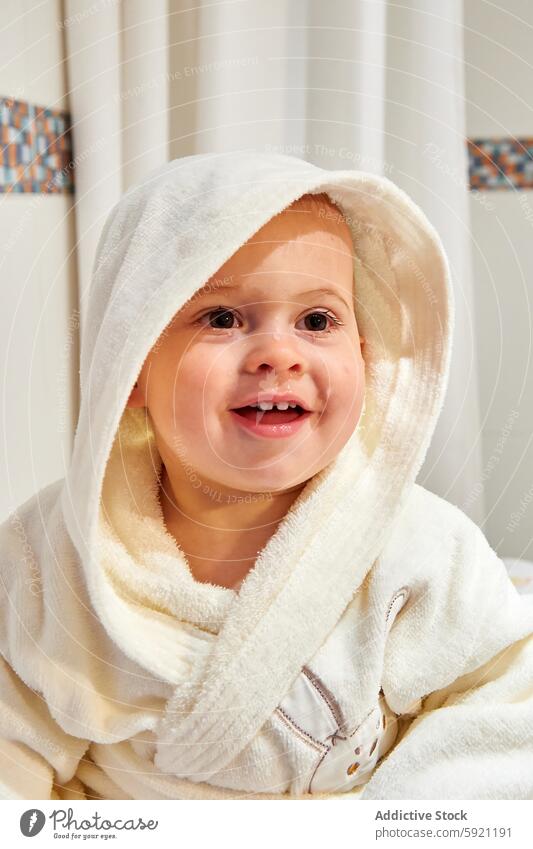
[210,426,348,492]
[213,465,322,497]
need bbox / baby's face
[130,201,365,494]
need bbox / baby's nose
[241,330,309,376]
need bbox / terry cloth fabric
[1,151,533,800]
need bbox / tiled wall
[1,95,532,193]
[468,138,533,189]
[1,96,73,193]
[464,0,533,561]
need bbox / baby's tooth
[288,402,297,408]
[276,402,289,410]
[258,401,274,411]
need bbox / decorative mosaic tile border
[1,96,73,193]
[1,95,533,193]
[468,138,533,190]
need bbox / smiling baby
[2,152,532,801]
[126,193,365,591]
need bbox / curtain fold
[306,0,388,171]
[384,0,483,521]
[64,0,169,321]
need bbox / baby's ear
[126,381,145,408]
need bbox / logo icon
[20,809,45,837]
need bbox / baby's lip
[229,392,312,412]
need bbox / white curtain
[64,0,169,314]
[64,0,484,521]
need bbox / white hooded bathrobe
[1,152,533,800]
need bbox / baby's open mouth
[231,402,307,425]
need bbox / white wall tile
[0,196,78,519]
[1,0,68,109]
[465,0,533,137]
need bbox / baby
[126,192,366,591]
[0,152,532,801]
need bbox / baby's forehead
[179,193,355,310]
[230,194,355,269]
[270,192,352,238]
[288,191,347,220]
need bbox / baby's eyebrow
[296,287,353,310]
[192,284,352,311]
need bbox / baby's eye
[297,310,343,333]
[201,307,242,329]
[197,307,343,334]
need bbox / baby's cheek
[171,348,209,393]
[336,357,362,387]
[332,361,364,414]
